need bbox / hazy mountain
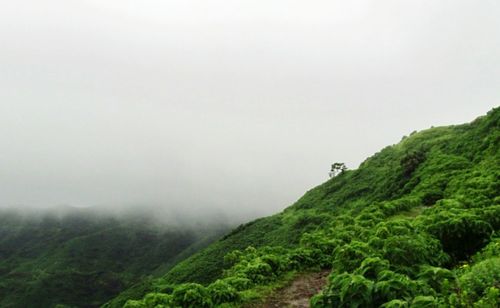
[0,207,230,307]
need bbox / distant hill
[115,107,499,307]
[0,208,229,307]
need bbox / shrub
[333,241,376,273]
[240,259,273,283]
[472,287,500,308]
[472,237,500,263]
[458,257,500,304]
[381,234,448,274]
[144,293,172,307]
[367,236,385,250]
[380,299,409,308]
[410,296,440,307]
[380,197,421,217]
[311,273,374,308]
[287,248,316,270]
[287,247,329,269]
[355,257,390,280]
[123,300,144,308]
[300,232,340,256]
[482,205,500,230]
[123,293,172,308]
[374,219,414,239]
[400,149,426,178]
[420,190,443,206]
[260,254,288,275]
[373,271,427,305]
[418,209,493,261]
[171,283,211,308]
[417,266,455,292]
[355,211,385,227]
[207,279,240,305]
[223,275,252,291]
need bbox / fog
[0,1,498,221]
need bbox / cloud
[0,1,498,219]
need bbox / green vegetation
[118,107,499,307]
[0,210,228,308]
[0,108,497,307]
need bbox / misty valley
[0,208,230,307]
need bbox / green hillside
[0,209,228,308]
[117,107,499,307]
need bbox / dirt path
[253,270,330,308]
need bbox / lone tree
[329,162,347,178]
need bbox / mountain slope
[118,107,499,307]
[0,209,228,308]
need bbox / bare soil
[251,270,330,308]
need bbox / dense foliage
[0,210,228,308]
[119,108,499,307]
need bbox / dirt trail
[253,270,330,308]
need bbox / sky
[0,0,498,220]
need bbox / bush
[410,296,440,307]
[418,209,493,261]
[311,273,374,308]
[240,259,274,283]
[355,211,385,227]
[287,247,329,269]
[333,241,376,273]
[417,266,455,292]
[260,254,288,275]
[123,293,172,308]
[171,283,211,308]
[144,293,172,307]
[482,205,500,230]
[381,234,448,274]
[373,270,428,305]
[421,190,443,206]
[207,279,240,305]
[287,248,316,270]
[380,197,421,217]
[458,258,500,304]
[355,257,390,280]
[472,237,500,263]
[223,275,252,291]
[380,299,409,308]
[472,287,500,308]
[374,219,414,239]
[300,232,340,256]
[123,300,144,308]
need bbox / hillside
[0,209,229,308]
[116,107,499,307]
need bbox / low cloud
[0,1,498,221]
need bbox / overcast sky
[0,1,498,219]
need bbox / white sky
[0,0,498,219]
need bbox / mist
[1,1,499,221]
